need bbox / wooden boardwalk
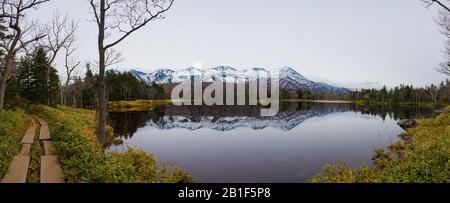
[1,116,64,183]
[1,156,31,183]
[38,118,50,140]
[40,156,64,183]
[1,120,36,183]
[21,120,36,145]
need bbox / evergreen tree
[16,56,35,101]
[32,48,52,104]
[48,64,60,105]
[82,65,97,108]
[380,86,388,102]
[16,48,60,106]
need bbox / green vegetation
[108,100,170,112]
[106,70,167,102]
[0,110,30,178]
[351,83,450,105]
[27,123,41,183]
[309,109,450,183]
[28,105,192,183]
[281,81,450,106]
[353,100,448,109]
[15,48,60,106]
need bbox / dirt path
[1,116,64,183]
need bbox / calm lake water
[107,102,433,183]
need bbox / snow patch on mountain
[129,66,351,93]
[144,108,348,132]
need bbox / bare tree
[0,0,50,110]
[61,39,80,106]
[91,48,124,69]
[43,12,78,64]
[89,0,175,143]
[427,84,440,102]
[423,0,450,75]
[422,0,450,12]
[436,10,450,75]
[40,12,79,105]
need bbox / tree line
[280,80,450,104]
[1,0,450,145]
[349,82,450,104]
[3,48,167,109]
[1,0,174,144]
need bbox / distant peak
[280,67,305,78]
[128,66,350,94]
[281,67,297,72]
[214,66,237,71]
[153,68,175,73]
[251,67,268,72]
[184,67,205,72]
[129,69,145,74]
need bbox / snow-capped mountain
[112,104,351,132]
[130,66,350,93]
[145,108,344,132]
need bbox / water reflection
[107,102,433,183]
[108,102,433,138]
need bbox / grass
[28,105,193,183]
[26,124,41,183]
[108,100,171,112]
[27,117,42,183]
[308,107,450,183]
[0,109,30,178]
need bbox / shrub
[28,105,193,183]
[309,112,450,183]
[0,109,30,178]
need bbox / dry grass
[108,100,171,112]
[0,110,30,178]
[28,105,192,183]
[309,108,450,183]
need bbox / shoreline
[309,105,450,183]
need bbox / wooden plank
[42,141,56,156]
[18,144,32,156]
[40,156,64,183]
[1,156,30,183]
[21,125,36,144]
[38,119,50,140]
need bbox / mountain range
[129,66,350,94]
[145,107,347,132]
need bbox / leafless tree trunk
[427,85,440,102]
[436,10,450,75]
[89,0,174,143]
[0,0,49,110]
[423,0,450,75]
[41,12,78,105]
[62,40,80,106]
[422,0,450,12]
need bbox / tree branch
[423,0,450,13]
[13,34,46,54]
[104,0,174,49]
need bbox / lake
[107,102,433,183]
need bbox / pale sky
[29,0,449,88]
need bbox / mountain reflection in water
[108,102,432,139]
[107,102,433,183]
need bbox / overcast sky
[29,0,448,88]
